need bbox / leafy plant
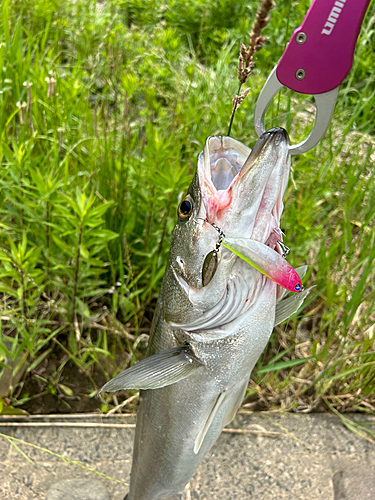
[0,0,373,414]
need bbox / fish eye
[178,194,194,221]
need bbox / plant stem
[227,85,242,136]
[20,267,29,335]
[0,432,127,483]
[46,200,50,285]
[71,221,83,328]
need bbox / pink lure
[222,237,303,293]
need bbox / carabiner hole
[262,87,316,149]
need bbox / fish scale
[101,128,310,499]
[126,283,276,500]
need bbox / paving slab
[0,412,374,499]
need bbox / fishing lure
[202,219,303,293]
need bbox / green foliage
[0,0,373,413]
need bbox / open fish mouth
[198,127,290,257]
[208,143,247,190]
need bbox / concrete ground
[0,412,374,499]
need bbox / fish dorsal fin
[100,346,203,393]
[296,265,308,280]
[194,376,248,454]
[274,286,313,326]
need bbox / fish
[101,127,311,500]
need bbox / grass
[0,430,129,483]
[0,0,374,415]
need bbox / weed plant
[0,0,374,414]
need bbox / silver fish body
[102,128,309,500]
[127,277,276,499]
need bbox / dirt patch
[19,358,107,414]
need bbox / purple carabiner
[254,0,371,154]
[277,0,371,94]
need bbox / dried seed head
[229,0,275,136]
[237,0,275,85]
[232,88,251,110]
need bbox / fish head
[199,127,290,242]
[163,128,291,324]
[166,167,232,292]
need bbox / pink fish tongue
[223,237,303,293]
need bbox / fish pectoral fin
[194,376,248,455]
[100,345,203,393]
[274,286,314,326]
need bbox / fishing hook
[273,228,290,258]
[277,241,290,258]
